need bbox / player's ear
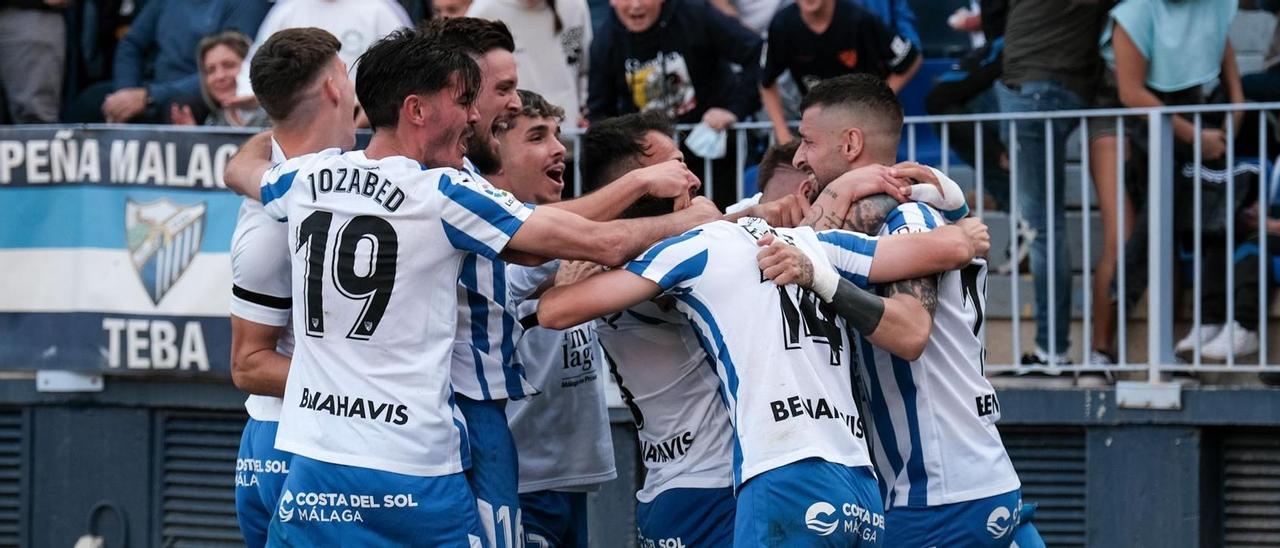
[842,127,863,163]
[401,94,425,127]
[321,76,340,106]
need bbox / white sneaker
[1200,322,1260,361]
[1086,350,1115,366]
[995,219,1036,276]
[1174,324,1225,355]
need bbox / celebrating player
[225,28,356,548]
[250,28,718,545]
[535,150,987,547]
[775,73,1044,548]
[492,90,620,547]
[420,18,707,548]
[578,112,738,547]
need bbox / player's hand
[957,217,990,259]
[756,233,815,288]
[554,260,605,286]
[744,194,810,228]
[636,159,702,202]
[701,108,738,132]
[805,165,911,230]
[891,162,943,194]
[682,196,722,224]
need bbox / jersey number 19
[296,211,399,340]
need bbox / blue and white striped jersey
[624,217,879,487]
[259,149,534,477]
[450,159,537,402]
[595,300,735,502]
[855,203,1020,508]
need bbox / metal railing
[563,102,1280,382]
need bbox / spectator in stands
[468,0,592,130]
[588,0,762,208]
[69,0,268,123]
[1089,0,1244,363]
[231,0,410,110]
[1242,0,1280,102]
[171,31,268,127]
[0,0,66,124]
[760,0,921,144]
[434,0,473,18]
[997,0,1111,368]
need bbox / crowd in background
[2,0,1280,373]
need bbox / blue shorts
[520,490,588,548]
[236,418,293,548]
[736,460,885,547]
[884,489,1045,548]
[266,454,482,547]
[458,396,522,548]
[636,487,735,547]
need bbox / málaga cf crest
[125,199,207,304]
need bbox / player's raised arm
[549,159,702,221]
[537,269,663,330]
[502,197,722,268]
[224,130,275,200]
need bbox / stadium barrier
[2,103,1278,386]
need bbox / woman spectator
[172,31,268,127]
[1086,0,1244,365]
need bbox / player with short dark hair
[580,112,739,547]
[414,19,710,548]
[247,28,720,545]
[418,17,518,175]
[540,106,988,545]
[787,73,1044,548]
[489,89,618,548]
[227,27,356,548]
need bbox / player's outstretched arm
[538,269,663,330]
[550,160,701,221]
[229,316,290,397]
[868,219,987,283]
[224,130,275,200]
[502,197,722,267]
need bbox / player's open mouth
[546,164,565,184]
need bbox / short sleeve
[229,204,291,326]
[1108,0,1154,62]
[507,260,558,312]
[815,229,879,287]
[436,170,536,259]
[259,162,299,221]
[623,229,710,293]
[883,203,943,235]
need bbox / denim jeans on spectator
[995,80,1084,358]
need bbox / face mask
[684,122,727,160]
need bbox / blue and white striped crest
[125,198,206,304]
